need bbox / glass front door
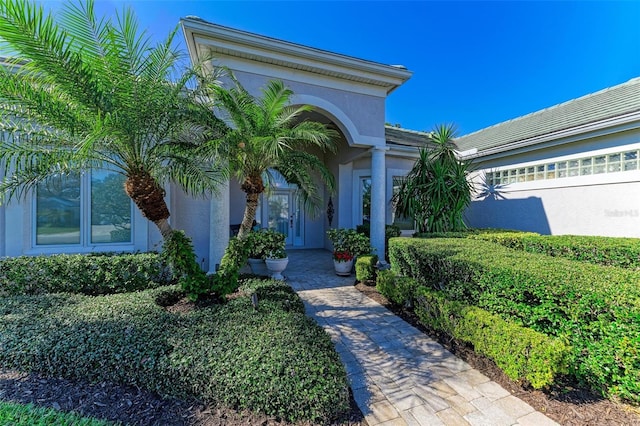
[265,190,304,247]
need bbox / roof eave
[468,110,640,162]
[180,18,412,94]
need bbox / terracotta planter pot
[265,257,289,280]
[333,259,354,276]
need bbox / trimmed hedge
[471,233,640,270]
[0,253,171,296]
[376,270,569,388]
[355,255,378,283]
[388,237,640,403]
[0,279,349,422]
[413,228,531,239]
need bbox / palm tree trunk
[124,172,173,240]
[238,175,265,239]
[238,191,260,239]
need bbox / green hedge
[355,255,378,283]
[388,237,640,403]
[471,233,640,270]
[0,279,349,423]
[376,270,569,388]
[0,252,172,296]
[413,228,532,239]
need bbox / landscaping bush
[413,228,532,239]
[0,280,349,423]
[375,269,419,307]
[355,255,378,283]
[375,271,569,388]
[471,233,640,270]
[0,252,171,296]
[388,237,640,403]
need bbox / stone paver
[285,250,559,426]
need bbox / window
[35,170,132,246]
[361,177,371,224]
[484,148,640,186]
[391,176,414,230]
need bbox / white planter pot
[248,258,269,276]
[265,257,289,280]
[333,259,354,276]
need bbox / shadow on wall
[465,194,551,235]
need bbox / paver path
[285,250,558,426]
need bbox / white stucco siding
[170,185,211,270]
[466,129,640,237]
[224,68,387,145]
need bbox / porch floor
[284,249,558,426]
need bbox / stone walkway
[285,250,558,426]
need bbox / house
[457,77,640,237]
[0,18,422,271]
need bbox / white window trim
[26,171,144,255]
[352,169,371,227]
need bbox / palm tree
[393,124,473,233]
[0,0,228,241]
[211,78,338,239]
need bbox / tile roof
[384,126,430,147]
[455,77,640,154]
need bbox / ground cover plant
[0,279,350,423]
[0,401,111,426]
[387,237,640,404]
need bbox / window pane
[608,154,621,172]
[624,151,638,171]
[536,165,545,180]
[36,174,81,245]
[91,171,132,243]
[557,162,567,178]
[594,156,606,174]
[392,176,413,230]
[581,158,592,175]
[361,178,371,224]
[546,163,556,179]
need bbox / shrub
[0,281,349,423]
[162,230,209,300]
[375,269,419,307]
[388,237,640,403]
[243,229,286,260]
[413,286,570,389]
[472,233,640,270]
[327,228,372,260]
[355,255,378,283]
[0,252,170,296]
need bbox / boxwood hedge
[388,237,640,404]
[0,279,349,422]
[470,233,640,270]
[0,253,172,296]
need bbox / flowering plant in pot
[263,232,288,280]
[326,228,372,276]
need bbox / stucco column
[208,180,230,274]
[370,146,387,258]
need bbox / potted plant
[244,230,270,276]
[262,230,288,280]
[326,228,372,276]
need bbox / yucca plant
[393,124,473,233]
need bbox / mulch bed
[354,281,640,426]
[0,369,365,425]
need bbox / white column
[370,146,386,257]
[208,180,230,274]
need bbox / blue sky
[40,1,640,136]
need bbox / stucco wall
[466,127,640,237]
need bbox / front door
[265,190,304,247]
